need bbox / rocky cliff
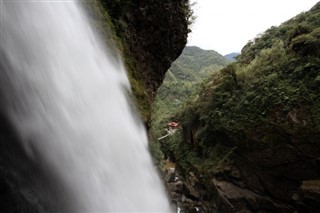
[94,0,190,124]
[163,2,320,212]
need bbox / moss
[129,77,150,123]
[149,140,164,165]
[311,102,320,130]
[86,0,190,123]
[84,0,123,54]
[95,0,190,123]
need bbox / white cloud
[188,0,319,55]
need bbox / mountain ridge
[224,52,239,61]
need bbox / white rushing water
[1,1,171,212]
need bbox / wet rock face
[104,0,189,87]
[164,167,212,213]
[124,1,189,90]
[100,0,189,123]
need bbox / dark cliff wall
[97,0,190,124]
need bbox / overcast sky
[188,0,319,55]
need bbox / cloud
[188,0,319,55]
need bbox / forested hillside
[152,2,320,212]
[150,46,229,161]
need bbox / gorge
[151,2,320,212]
[0,0,319,212]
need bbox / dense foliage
[149,46,229,163]
[151,2,320,211]
[176,2,320,170]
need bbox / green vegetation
[175,2,320,170]
[83,0,123,54]
[151,2,320,210]
[149,46,229,163]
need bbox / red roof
[168,122,179,127]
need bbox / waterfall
[0,1,171,212]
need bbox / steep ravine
[160,2,320,212]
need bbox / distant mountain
[157,46,229,105]
[224,52,240,61]
[167,46,229,82]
